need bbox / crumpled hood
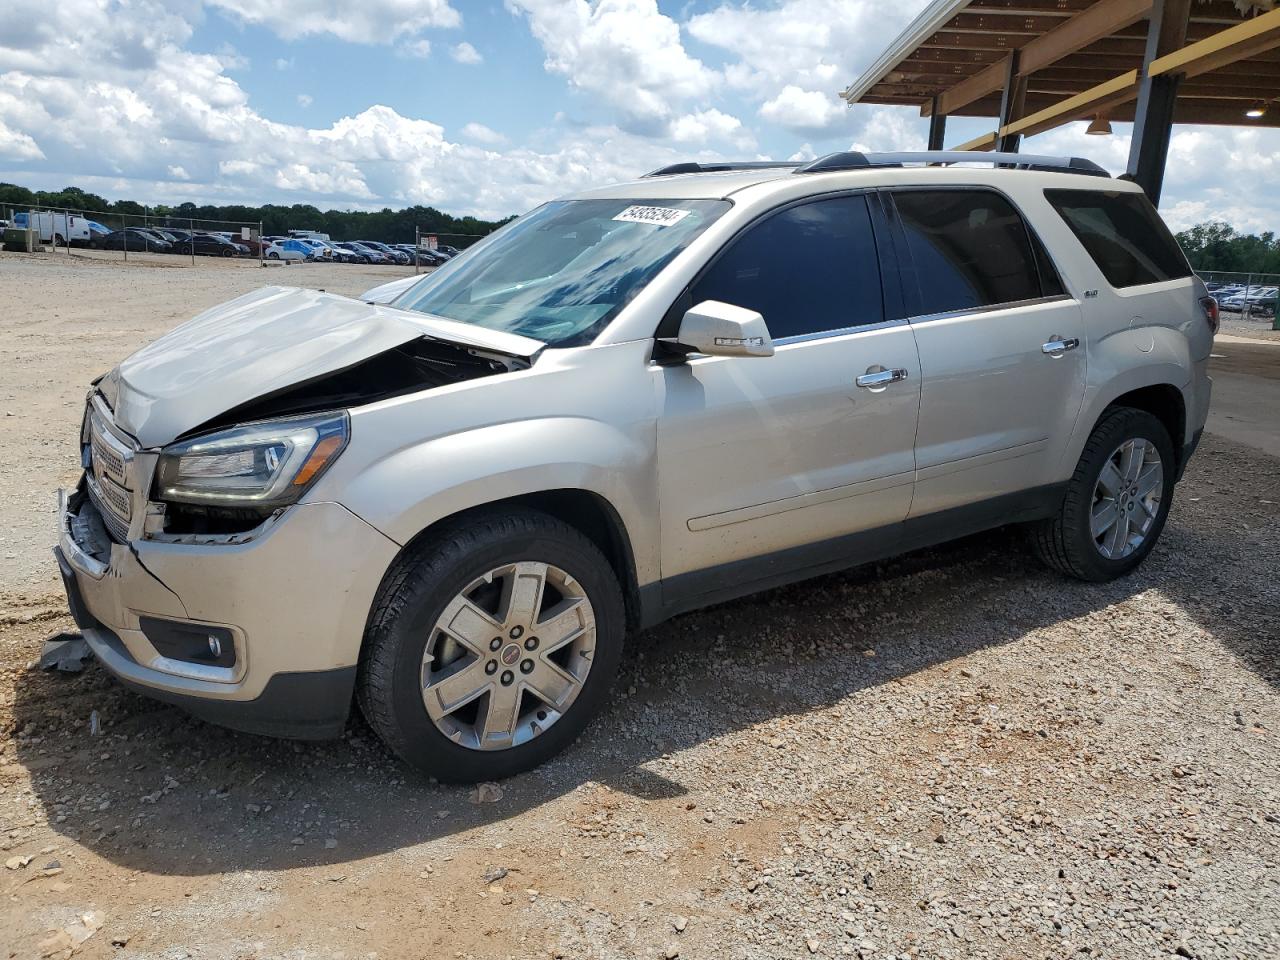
[104,285,544,447]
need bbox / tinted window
[1044,188,1191,288]
[689,195,883,339]
[893,190,1042,315]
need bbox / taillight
[1199,295,1220,335]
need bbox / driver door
[654,193,921,602]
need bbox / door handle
[855,367,909,388]
[1042,336,1080,355]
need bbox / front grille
[85,403,137,542]
[86,483,130,543]
[90,431,125,484]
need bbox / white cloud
[848,107,925,153]
[688,0,910,97]
[297,93,313,108]
[274,58,293,71]
[451,41,482,65]
[207,0,460,43]
[668,108,755,150]
[505,0,717,130]
[166,164,190,179]
[461,121,505,145]
[759,85,845,134]
[399,39,432,59]
[787,143,816,162]
[0,118,44,161]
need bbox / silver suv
[57,152,1214,781]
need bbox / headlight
[154,412,348,508]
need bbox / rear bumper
[55,482,399,739]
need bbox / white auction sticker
[612,205,691,227]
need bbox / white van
[14,211,91,246]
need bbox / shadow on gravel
[12,436,1278,877]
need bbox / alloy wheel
[421,561,596,751]
[1090,438,1164,559]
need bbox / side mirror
[672,299,774,358]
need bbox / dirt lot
[1,253,1278,960]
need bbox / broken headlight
[154,412,348,508]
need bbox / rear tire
[358,510,625,782]
[1031,407,1175,581]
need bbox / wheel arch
[1063,367,1191,480]
[372,488,646,635]
[1104,383,1186,472]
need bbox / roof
[842,0,1280,135]
[567,152,1142,203]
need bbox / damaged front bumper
[55,481,400,739]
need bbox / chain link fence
[3,204,491,276]
[2,203,267,266]
[1196,269,1280,328]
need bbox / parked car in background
[92,228,169,252]
[264,239,315,261]
[358,240,411,265]
[1219,286,1278,312]
[395,244,449,266]
[296,239,333,260]
[351,241,396,264]
[175,233,241,257]
[264,240,309,262]
[333,241,376,264]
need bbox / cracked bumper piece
[56,484,400,739]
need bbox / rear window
[1044,188,1190,289]
[891,189,1044,316]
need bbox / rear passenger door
[886,188,1086,517]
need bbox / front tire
[358,510,625,782]
[1032,407,1175,581]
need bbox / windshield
[394,198,729,346]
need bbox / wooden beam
[952,131,999,152]
[999,69,1141,137]
[1020,0,1153,73]
[932,0,1150,117]
[1148,7,1280,79]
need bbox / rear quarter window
[1044,188,1191,289]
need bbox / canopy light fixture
[1245,101,1268,119]
[1086,113,1113,136]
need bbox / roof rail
[794,151,1110,177]
[642,160,799,178]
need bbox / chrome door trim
[903,294,1074,327]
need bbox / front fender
[334,416,661,585]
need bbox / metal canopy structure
[841,0,1280,203]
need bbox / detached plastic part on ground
[39,632,93,673]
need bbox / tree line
[1176,221,1280,276]
[0,182,512,247]
[4,180,1277,273]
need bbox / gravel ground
[0,253,1278,959]
[1219,309,1280,342]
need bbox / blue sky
[1,0,1277,232]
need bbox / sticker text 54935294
[612,205,692,227]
